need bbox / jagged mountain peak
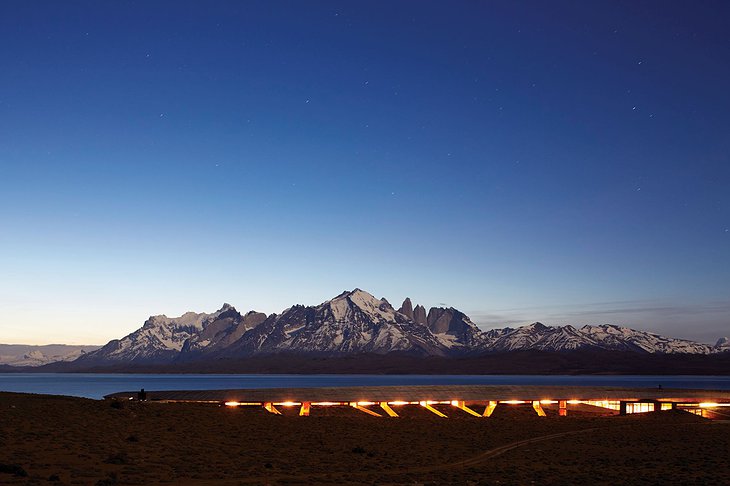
[413,304,428,325]
[715,337,730,351]
[143,310,211,330]
[525,321,549,331]
[398,297,414,320]
[325,288,394,321]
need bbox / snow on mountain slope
[424,306,486,349]
[79,304,262,363]
[180,309,267,355]
[71,289,727,366]
[579,324,716,354]
[221,289,447,356]
[714,337,730,352]
[480,322,717,354]
[482,322,599,352]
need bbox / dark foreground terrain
[0,392,728,485]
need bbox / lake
[1,373,729,399]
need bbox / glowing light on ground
[483,401,498,417]
[451,400,482,417]
[379,402,399,417]
[532,401,547,417]
[349,402,382,417]
[263,402,282,415]
[420,401,448,417]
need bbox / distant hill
[0,344,101,367]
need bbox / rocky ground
[0,392,727,485]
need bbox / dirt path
[429,427,601,471]
[183,426,602,485]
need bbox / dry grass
[0,392,726,485]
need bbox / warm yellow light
[567,400,582,404]
[356,401,376,406]
[698,402,730,408]
[275,401,301,407]
[388,401,412,406]
[500,400,526,405]
[224,401,241,407]
[540,400,558,404]
[311,402,342,406]
[451,400,460,406]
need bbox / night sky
[1,1,728,344]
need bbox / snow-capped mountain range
[69,289,728,367]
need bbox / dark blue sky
[1,1,728,344]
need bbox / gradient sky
[1,1,728,345]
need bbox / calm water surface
[1,373,729,399]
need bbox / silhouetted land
[26,349,730,374]
[0,391,727,485]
